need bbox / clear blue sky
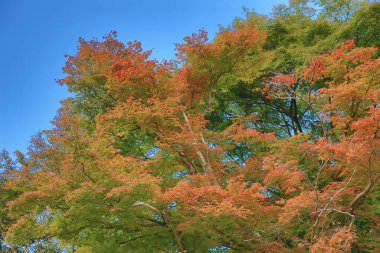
[0,0,286,155]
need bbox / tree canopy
[1,1,379,252]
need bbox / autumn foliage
[1,1,379,252]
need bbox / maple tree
[1,1,379,252]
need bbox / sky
[0,0,286,155]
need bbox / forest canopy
[1,0,379,252]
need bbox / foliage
[1,1,379,252]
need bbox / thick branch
[350,152,379,213]
[132,201,187,252]
[349,178,377,211]
[181,109,217,184]
[132,201,161,215]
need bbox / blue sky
[0,0,286,154]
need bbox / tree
[0,1,379,252]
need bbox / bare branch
[132,201,161,215]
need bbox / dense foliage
[1,1,379,252]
